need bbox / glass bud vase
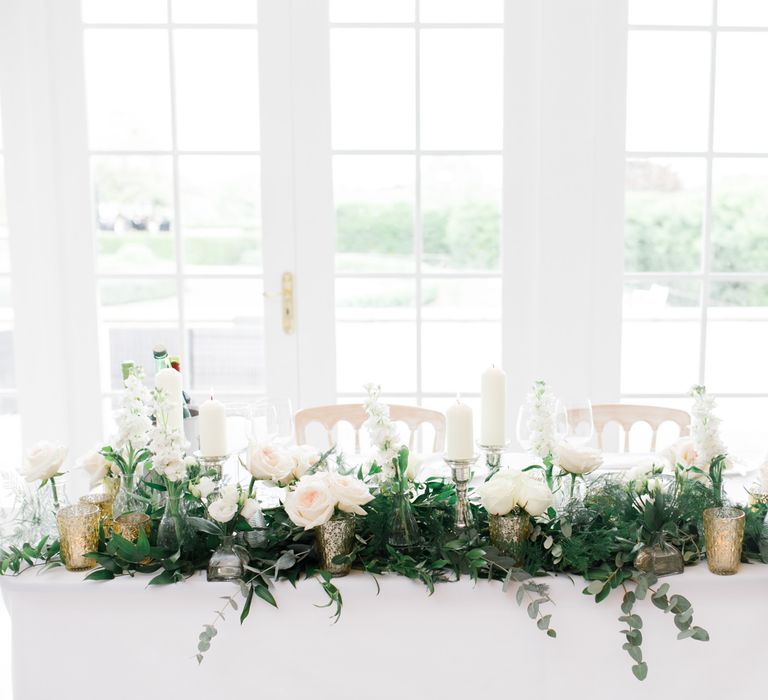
[634,539,684,577]
[316,513,356,576]
[112,473,144,519]
[387,492,420,548]
[157,492,192,553]
[244,504,268,549]
[489,511,530,566]
[208,535,248,581]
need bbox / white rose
[78,448,110,488]
[515,473,554,517]
[291,444,320,480]
[661,437,697,469]
[208,497,238,523]
[219,484,240,506]
[556,441,603,475]
[21,441,67,483]
[190,476,216,501]
[478,470,521,516]
[241,498,261,520]
[247,441,295,485]
[328,472,373,516]
[284,474,336,529]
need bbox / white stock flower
[78,448,111,488]
[247,441,295,485]
[114,372,153,452]
[291,444,320,480]
[689,385,728,471]
[21,441,67,483]
[524,380,558,461]
[148,391,189,483]
[284,473,336,529]
[478,470,521,516]
[328,472,373,516]
[363,383,401,475]
[556,441,603,475]
[208,497,238,523]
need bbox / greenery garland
[2,453,765,682]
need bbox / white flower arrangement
[689,385,728,471]
[363,382,402,479]
[556,441,603,476]
[245,440,321,486]
[149,388,191,484]
[523,380,559,462]
[284,471,374,530]
[478,469,554,517]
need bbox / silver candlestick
[477,442,511,480]
[444,456,477,533]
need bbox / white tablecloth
[2,564,766,699]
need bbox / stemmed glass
[557,399,594,446]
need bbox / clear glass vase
[387,491,420,548]
[157,489,192,553]
[634,538,684,577]
[112,473,145,518]
[244,503,268,549]
[208,535,248,581]
[760,510,768,563]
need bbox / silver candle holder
[477,441,511,480]
[444,455,478,533]
[194,452,228,481]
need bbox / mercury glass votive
[113,513,152,564]
[316,514,356,577]
[56,504,100,572]
[489,511,530,566]
[80,493,115,535]
[703,507,745,576]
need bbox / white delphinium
[524,380,558,462]
[114,370,153,453]
[149,388,190,484]
[689,385,727,472]
[363,383,401,478]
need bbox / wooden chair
[294,404,446,453]
[568,403,690,452]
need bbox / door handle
[263,271,294,335]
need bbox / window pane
[174,29,260,150]
[330,0,414,22]
[421,155,501,272]
[99,278,178,322]
[711,158,768,272]
[188,323,264,391]
[420,29,502,150]
[714,398,768,466]
[334,155,414,273]
[628,0,712,25]
[171,0,257,23]
[0,154,6,236]
[336,321,416,393]
[718,0,768,26]
[336,278,416,321]
[714,33,768,152]
[707,281,768,393]
[179,155,261,273]
[621,280,701,394]
[421,278,501,321]
[81,0,168,23]
[626,32,710,152]
[84,30,172,150]
[0,279,14,389]
[331,29,415,149]
[0,242,8,275]
[419,0,503,23]
[624,158,705,272]
[92,156,175,274]
[184,278,263,321]
[422,322,500,393]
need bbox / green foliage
[0,535,60,575]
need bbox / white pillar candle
[155,367,184,436]
[199,395,228,457]
[481,365,507,447]
[446,397,474,461]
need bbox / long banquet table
[2,563,766,699]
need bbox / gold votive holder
[80,493,115,535]
[113,513,152,565]
[703,507,745,575]
[489,511,530,566]
[315,514,356,577]
[56,504,100,572]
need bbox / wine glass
[557,398,594,446]
[267,397,295,444]
[248,401,279,442]
[516,404,534,452]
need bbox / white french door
[0,0,629,459]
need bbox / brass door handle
[264,272,295,335]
